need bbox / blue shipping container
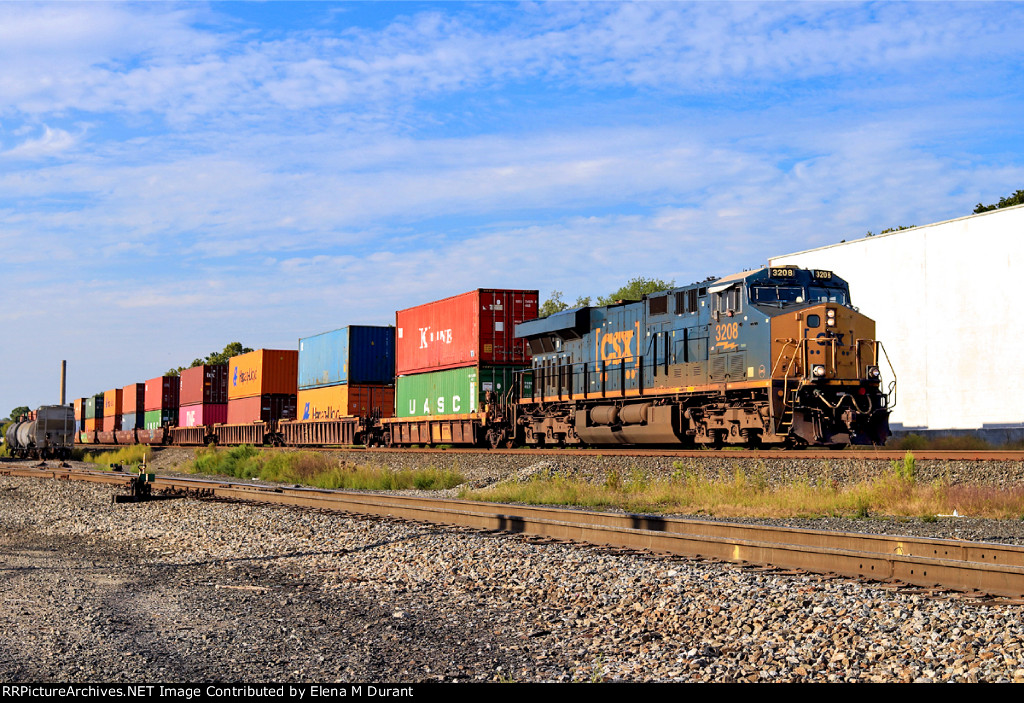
[121,412,142,430]
[298,325,396,390]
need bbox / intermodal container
[227,350,299,401]
[298,326,396,389]
[73,398,86,420]
[179,365,228,406]
[395,365,527,418]
[84,418,99,432]
[85,395,103,420]
[145,376,179,412]
[104,388,123,418]
[297,385,395,422]
[121,412,141,430]
[122,383,146,415]
[179,403,228,427]
[102,414,122,432]
[226,394,297,425]
[395,289,539,375]
[144,408,178,430]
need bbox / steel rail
[5,466,1024,598]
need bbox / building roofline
[772,202,1024,260]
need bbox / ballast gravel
[2,466,1024,683]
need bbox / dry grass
[183,445,464,491]
[82,444,152,469]
[460,453,1024,520]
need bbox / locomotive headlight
[812,364,827,378]
[826,309,836,318]
[826,309,836,326]
[866,365,881,380]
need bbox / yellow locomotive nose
[771,304,880,383]
[769,303,891,445]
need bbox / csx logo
[599,329,637,380]
[600,330,634,361]
[419,327,453,349]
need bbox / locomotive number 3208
[715,322,739,342]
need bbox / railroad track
[75,444,1024,461]
[4,465,1024,599]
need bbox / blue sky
[3,1,1023,414]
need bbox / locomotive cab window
[809,287,848,305]
[713,285,742,315]
[749,284,803,305]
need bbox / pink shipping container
[122,383,146,415]
[226,394,297,425]
[179,403,228,427]
[395,289,539,376]
[179,365,229,406]
[145,376,180,412]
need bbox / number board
[769,267,796,278]
[813,270,833,280]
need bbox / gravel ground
[3,453,1024,682]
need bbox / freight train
[71,267,894,452]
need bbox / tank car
[508,266,893,448]
[4,405,76,459]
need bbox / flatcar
[506,266,893,448]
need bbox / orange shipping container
[85,418,99,432]
[297,385,395,422]
[227,349,299,400]
[104,388,123,417]
[122,383,146,415]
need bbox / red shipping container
[179,365,229,406]
[144,376,180,412]
[226,394,297,425]
[122,383,146,415]
[179,403,228,427]
[395,289,539,375]
[227,349,299,400]
[102,414,122,432]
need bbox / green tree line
[165,342,253,376]
[540,276,677,317]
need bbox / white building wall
[770,205,1024,435]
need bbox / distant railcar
[4,405,76,459]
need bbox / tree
[974,189,1024,214]
[166,342,254,376]
[596,277,675,306]
[539,290,592,318]
[8,406,29,422]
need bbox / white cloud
[2,125,77,159]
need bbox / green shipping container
[396,365,529,418]
[85,395,104,419]
[144,408,178,430]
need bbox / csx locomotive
[507,266,893,448]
